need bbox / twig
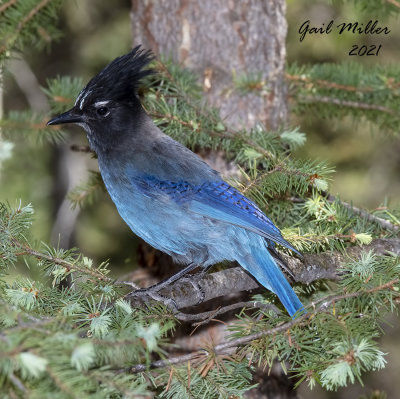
[240,162,311,195]
[174,301,280,323]
[148,110,201,131]
[286,73,372,93]
[0,0,53,55]
[241,169,277,193]
[0,0,17,15]
[6,316,53,334]
[12,240,111,282]
[46,365,79,399]
[129,278,399,373]
[70,144,94,154]
[326,193,399,233]
[8,373,27,394]
[386,0,400,9]
[286,72,400,92]
[8,239,139,288]
[1,119,55,131]
[297,94,397,116]
[289,194,399,233]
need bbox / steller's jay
[47,47,305,317]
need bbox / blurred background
[1,0,399,397]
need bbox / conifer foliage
[0,1,400,397]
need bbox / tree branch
[286,72,375,93]
[145,238,400,312]
[0,0,53,55]
[174,301,281,323]
[8,239,139,288]
[10,236,399,319]
[386,0,400,9]
[129,277,399,373]
[296,94,397,115]
[326,194,399,232]
[69,144,95,154]
[8,372,28,394]
[0,0,17,15]
[289,194,399,233]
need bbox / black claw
[197,283,206,305]
[179,272,206,305]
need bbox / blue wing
[132,176,300,256]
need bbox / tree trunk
[130,0,288,130]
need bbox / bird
[47,46,305,317]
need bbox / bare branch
[174,301,280,323]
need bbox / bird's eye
[97,107,109,116]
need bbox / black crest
[75,46,154,109]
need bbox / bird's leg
[127,262,199,307]
[180,264,213,283]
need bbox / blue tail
[239,248,305,317]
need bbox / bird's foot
[179,271,206,305]
[128,287,178,312]
[126,263,204,310]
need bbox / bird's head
[47,46,154,153]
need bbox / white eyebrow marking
[93,100,110,107]
[74,89,84,106]
[76,89,92,110]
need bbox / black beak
[47,107,83,126]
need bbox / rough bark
[159,239,400,310]
[130,0,288,130]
